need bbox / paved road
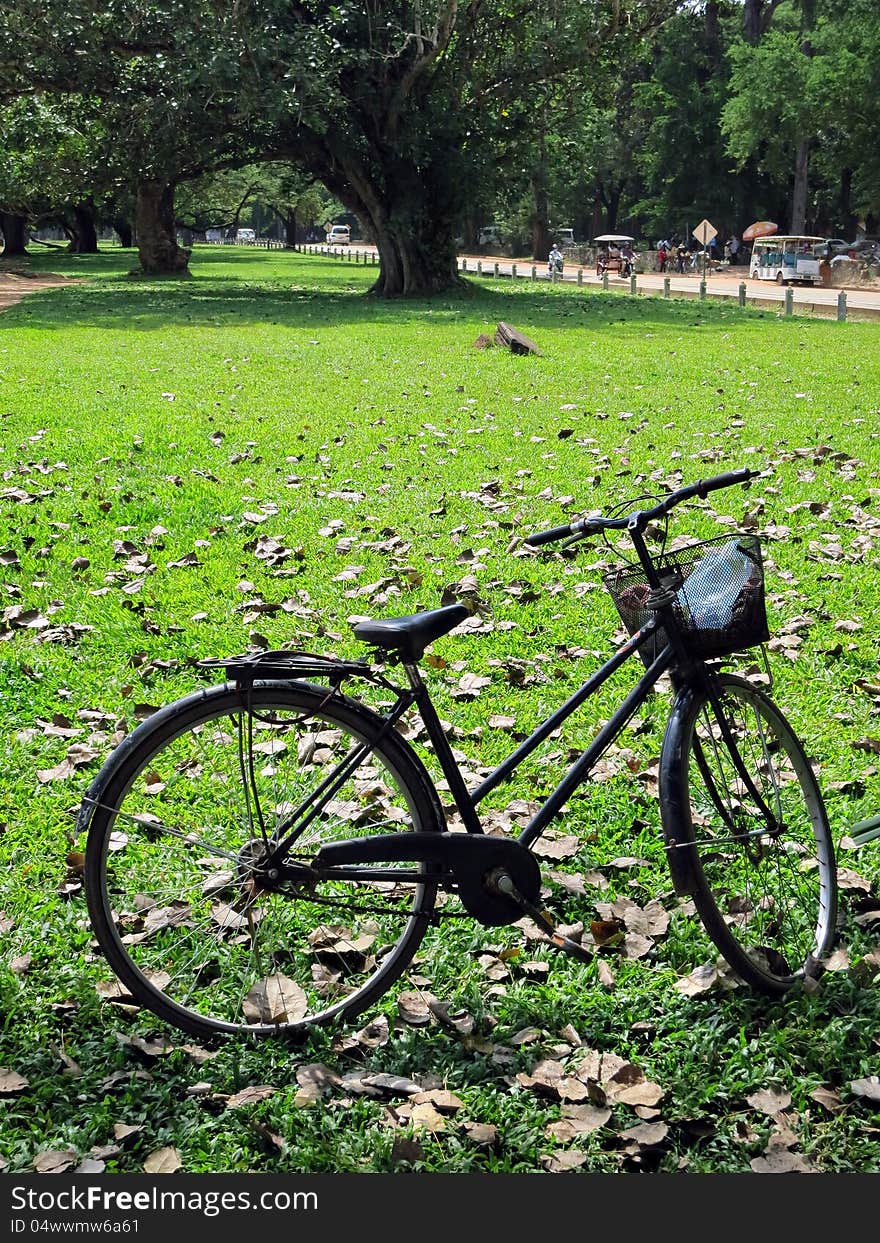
[459,253,880,319]
[331,243,880,320]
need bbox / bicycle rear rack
[198,650,392,688]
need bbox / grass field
[2,245,880,1175]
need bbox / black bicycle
[77,468,838,1038]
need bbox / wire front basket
[604,533,769,665]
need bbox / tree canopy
[1,0,878,290]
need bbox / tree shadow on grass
[7,240,789,338]
[8,263,775,341]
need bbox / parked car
[477,225,503,248]
[848,237,880,256]
[235,227,256,243]
[554,227,576,248]
[326,224,351,245]
[812,237,849,258]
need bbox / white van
[235,228,256,243]
[326,225,351,245]
[748,235,823,285]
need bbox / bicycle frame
[265,613,674,870]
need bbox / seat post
[402,663,484,834]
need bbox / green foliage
[2,248,880,1173]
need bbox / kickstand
[490,870,593,965]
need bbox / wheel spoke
[86,685,438,1036]
[671,676,836,992]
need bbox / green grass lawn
[2,245,880,1175]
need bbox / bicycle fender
[659,680,702,897]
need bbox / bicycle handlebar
[525,467,760,548]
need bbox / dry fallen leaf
[809,1086,844,1114]
[397,990,437,1026]
[546,1104,611,1141]
[749,1134,818,1174]
[461,1121,498,1148]
[849,1076,880,1103]
[0,1068,29,1094]
[226,1085,277,1109]
[243,975,308,1024]
[746,1087,792,1116]
[542,1149,587,1173]
[143,1146,182,1174]
[674,963,718,995]
[618,1120,669,1149]
[32,1149,78,1174]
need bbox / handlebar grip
[525,522,575,547]
[696,467,758,496]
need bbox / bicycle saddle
[352,603,470,662]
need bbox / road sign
[693,219,718,247]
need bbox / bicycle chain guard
[314,831,543,927]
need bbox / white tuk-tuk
[748,235,824,285]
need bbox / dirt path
[0,270,80,313]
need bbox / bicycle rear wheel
[82,681,443,1038]
[660,673,837,993]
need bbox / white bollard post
[784,287,794,315]
[738,282,746,308]
[663,277,670,298]
[837,291,847,321]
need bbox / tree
[4,0,682,289]
[719,0,875,235]
[0,94,109,257]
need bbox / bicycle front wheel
[660,673,837,993]
[83,681,443,1038]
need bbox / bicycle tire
[660,673,837,993]
[82,680,444,1038]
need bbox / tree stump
[494,322,542,355]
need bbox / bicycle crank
[485,869,594,965]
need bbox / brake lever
[559,531,592,551]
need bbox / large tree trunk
[599,181,624,233]
[347,189,462,296]
[305,141,465,296]
[114,217,133,248]
[368,216,462,296]
[135,180,191,274]
[0,212,28,257]
[68,199,99,253]
[790,139,809,234]
[743,0,781,44]
[530,133,551,262]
